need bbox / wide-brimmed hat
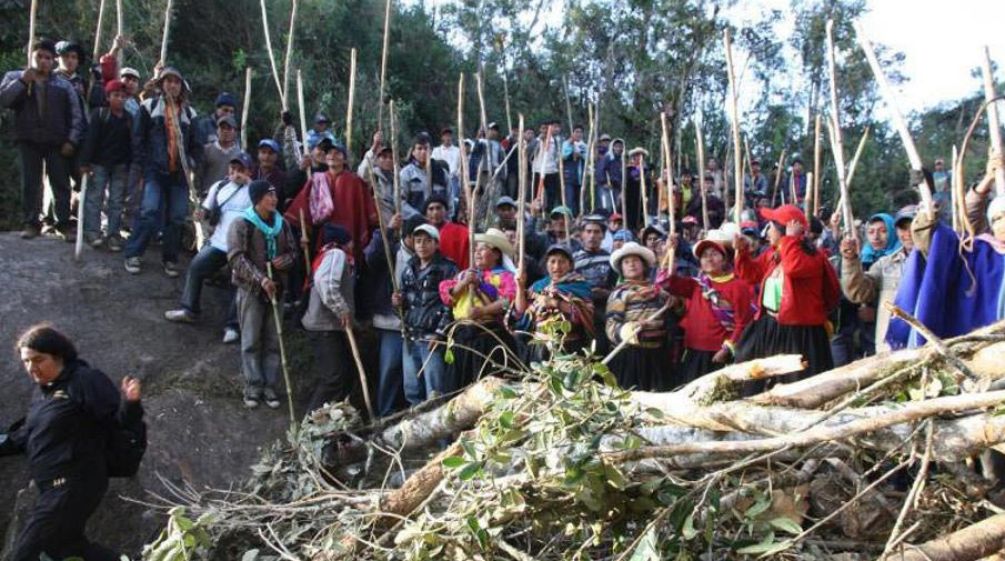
[628,147,650,158]
[610,242,656,274]
[475,228,515,258]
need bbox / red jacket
[659,273,754,352]
[437,221,470,270]
[735,236,839,326]
[284,170,378,261]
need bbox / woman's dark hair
[16,324,77,362]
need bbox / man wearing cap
[401,133,452,217]
[360,130,411,224]
[196,114,242,196]
[422,195,469,270]
[123,65,203,276]
[744,159,768,205]
[79,79,134,250]
[55,40,89,112]
[252,138,285,194]
[1,39,85,240]
[164,152,254,345]
[282,129,334,210]
[536,206,581,255]
[840,206,916,353]
[313,112,331,134]
[196,92,239,146]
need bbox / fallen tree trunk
[884,513,1005,561]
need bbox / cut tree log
[883,513,1005,561]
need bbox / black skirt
[608,344,670,392]
[735,314,834,396]
[450,322,518,388]
[679,348,719,387]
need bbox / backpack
[206,180,244,226]
[106,410,147,478]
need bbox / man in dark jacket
[123,66,203,277]
[0,39,85,240]
[1,324,143,561]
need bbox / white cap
[412,224,440,241]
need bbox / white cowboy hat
[610,241,656,274]
[475,228,517,272]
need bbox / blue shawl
[861,213,901,268]
[243,207,284,260]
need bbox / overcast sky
[427,0,1005,114]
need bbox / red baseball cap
[758,204,807,230]
[104,79,126,95]
[693,239,727,259]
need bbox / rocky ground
[0,233,304,557]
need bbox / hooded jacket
[132,93,203,176]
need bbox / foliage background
[0,0,1000,230]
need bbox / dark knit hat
[422,195,449,213]
[248,180,275,205]
[321,223,352,247]
[403,216,427,237]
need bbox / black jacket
[79,107,133,167]
[399,252,457,339]
[133,94,203,176]
[0,70,85,147]
[0,359,141,482]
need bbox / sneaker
[85,233,104,248]
[124,257,142,274]
[163,261,181,278]
[222,328,240,344]
[20,225,40,239]
[243,397,260,409]
[164,309,197,323]
[53,227,75,243]
[106,236,124,253]
[263,388,282,410]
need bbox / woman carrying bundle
[439,228,519,386]
[657,238,754,384]
[605,242,672,391]
[512,245,595,361]
[733,205,840,391]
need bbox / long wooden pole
[345,47,357,158]
[345,324,375,419]
[845,126,870,189]
[826,20,854,237]
[724,29,743,225]
[260,0,285,108]
[982,46,1005,196]
[115,0,123,66]
[563,76,575,137]
[661,112,675,248]
[586,102,597,214]
[160,0,174,66]
[854,22,933,216]
[389,100,402,218]
[695,120,709,231]
[75,175,88,261]
[92,0,107,61]
[282,0,299,113]
[27,0,38,67]
[502,73,513,135]
[296,69,309,158]
[457,74,475,265]
[266,263,297,428]
[377,0,392,129]
[812,114,822,217]
[619,139,627,221]
[639,153,650,228]
[517,114,527,274]
[241,67,252,150]
[772,148,787,208]
[475,69,489,229]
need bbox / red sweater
[284,170,378,261]
[659,273,754,352]
[735,236,839,327]
[437,221,470,270]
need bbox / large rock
[0,234,301,557]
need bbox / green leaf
[444,348,455,364]
[681,512,698,540]
[499,411,515,429]
[497,385,518,399]
[441,456,465,469]
[736,532,792,556]
[768,517,803,535]
[458,461,483,480]
[744,494,772,518]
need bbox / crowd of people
[5,31,1005,561]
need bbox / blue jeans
[125,170,189,263]
[84,164,128,237]
[180,244,238,328]
[565,181,581,216]
[377,329,404,417]
[402,336,448,406]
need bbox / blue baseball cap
[229,152,253,170]
[257,138,281,154]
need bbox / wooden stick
[298,209,310,272]
[457,74,474,265]
[695,119,709,231]
[266,262,297,428]
[296,69,309,158]
[27,0,38,67]
[116,0,123,41]
[724,29,743,225]
[502,73,513,135]
[93,0,107,61]
[826,20,854,237]
[563,76,575,137]
[389,100,402,218]
[813,113,822,217]
[772,148,787,208]
[377,0,392,129]
[639,154,650,228]
[282,0,299,115]
[345,47,357,157]
[241,67,252,150]
[951,145,961,233]
[259,0,285,108]
[660,112,675,267]
[983,46,1005,196]
[619,138,627,222]
[517,113,527,274]
[345,323,375,419]
[587,102,597,214]
[160,0,174,66]
[855,22,933,216]
[845,126,870,189]
[475,69,489,230]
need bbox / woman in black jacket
[0,324,142,561]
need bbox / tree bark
[884,513,1005,561]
